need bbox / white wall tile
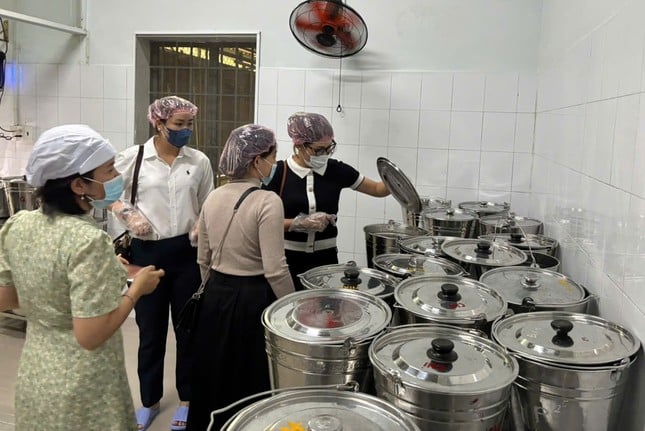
[36,96,58,130]
[449,111,482,150]
[103,65,128,100]
[103,99,127,133]
[80,98,104,131]
[17,64,36,96]
[277,69,305,106]
[357,144,386,181]
[333,70,362,109]
[416,148,448,186]
[447,150,480,189]
[356,192,386,219]
[484,72,518,112]
[611,94,639,191]
[258,67,278,105]
[452,73,485,111]
[338,188,357,218]
[420,72,452,111]
[361,72,391,109]
[58,64,80,98]
[390,72,422,110]
[446,187,478,205]
[517,73,537,112]
[80,64,104,99]
[633,94,645,198]
[512,153,532,192]
[102,132,127,152]
[388,110,419,148]
[336,216,356,253]
[386,145,418,183]
[479,151,513,191]
[256,104,277,132]
[331,108,360,145]
[335,143,359,173]
[481,112,516,152]
[359,109,389,146]
[304,69,333,107]
[58,97,81,124]
[510,192,531,215]
[276,105,304,141]
[418,110,450,149]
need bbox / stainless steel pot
[404,196,452,228]
[479,266,593,313]
[479,212,544,235]
[364,220,427,268]
[0,180,10,218]
[5,178,39,215]
[458,200,510,218]
[394,275,507,334]
[372,254,466,279]
[222,387,421,431]
[517,252,560,271]
[397,234,461,258]
[262,289,392,393]
[422,208,478,238]
[441,239,527,279]
[369,324,519,431]
[479,233,559,257]
[492,311,641,431]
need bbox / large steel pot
[394,275,507,334]
[517,252,560,271]
[0,180,10,218]
[492,311,640,431]
[5,178,39,215]
[441,239,527,279]
[458,200,510,218]
[262,289,391,393]
[222,387,421,431]
[479,233,559,257]
[479,212,544,235]
[364,220,427,268]
[422,208,478,238]
[404,196,452,228]
[372,253,465,279]
[397,234,461,259]
[480,266,594,314]
[369,324,519,431]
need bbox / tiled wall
[257,67,537,265]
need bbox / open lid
[376,157,422,211]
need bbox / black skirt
[186,271,277,431]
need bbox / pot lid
[397,235,460,257]
[420,196,452,210]
[479,267,585,306]
[263,288,391,344]
[373,254,465,277]
[479,213,542,229]
[227,388,421,430]
[298,261,399,299]
[376,157,422,211]
[423,208,476,222]
[441,239,527,267]
[492,311,641,366]
[369,324,518,394]
[479,233,557,252]
[458,201,510,216]
[364,219,427,238]
[394,275,507,323]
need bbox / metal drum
[222,387,421,431]
[422,208,478,238]
[479,213,543,235]
[369,324,519,431]
[394,275,507,334]
[405,196,452,228]
[479,233,559,257]
[492,312,640,431]
[372,254,465,279]
[480,266,594,314]
[5,178,39,215]
[398,235,461,259]
[364,220,427,268]
[441,239,527,279]
[262,289,391,393]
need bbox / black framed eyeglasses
[305,139,337,156]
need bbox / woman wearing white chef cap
[0,124,164,430]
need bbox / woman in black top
[264,112,389,290]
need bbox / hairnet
[147,95,198,126]
[287,112,334,146]
[219,124,276,179]
[25,124,116,187]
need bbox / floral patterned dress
[0,210,136,431]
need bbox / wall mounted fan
[289,0,368,58]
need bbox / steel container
[479,233,559,257]
[492,311,640,431]
[398,235,461,259]
[441,239,527,279]
[478,212,544,236]
[457,201,510,218]
[364,220,427,268]
[369,324,519,431]
[404,196,452,228]
[422,208,478,238]
[263,289,392,393]
[5,178,39,215]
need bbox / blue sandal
[170,405,189,431]
[136,406,160,431]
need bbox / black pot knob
[427,338,458,364]
[475,241,493,256]
[341,267,361,288]
[551,319,574,347]
[509,233,524,243]
[437,283,462,302]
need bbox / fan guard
[289,0,368,58]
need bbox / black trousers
[186,271,277,431]
[285,247,339,291]
[131,234,200,407]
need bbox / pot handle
[210,382,359,431]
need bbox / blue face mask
[257,158,277,186]
[166,128,192,148]
[83,175,124,209]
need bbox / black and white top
[264,157,363,253]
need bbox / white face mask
[308,154,330,171]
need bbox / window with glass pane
[148,39,256,186]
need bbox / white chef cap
[25,124,116,187]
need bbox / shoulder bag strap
[278,160,287,198]
[130,145,145,205]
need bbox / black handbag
[175,186,260,336]
[113,144,144,260]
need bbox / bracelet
[122,292,136,305]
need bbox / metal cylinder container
[364,220,427,268]
[422,208,478,238]
[440,239,527,279]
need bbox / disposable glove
[111,200,158,240]
[288,212,336,233]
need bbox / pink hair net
[287,112,334,146]
[147,96,198,126]
[219,125,276,179]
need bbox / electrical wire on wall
[0,16,21,141]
